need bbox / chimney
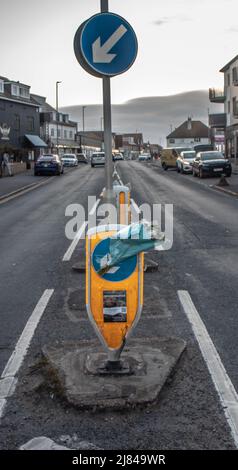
[187,116,192,130]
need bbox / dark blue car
[34,154,64,176]
[192,151,232,178]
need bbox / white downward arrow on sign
[92,24,128,63]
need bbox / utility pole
[56,81,61,154]
[82,106,86,132]
[100,0,113,201]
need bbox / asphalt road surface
[0,161,237,450]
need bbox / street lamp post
[81,106,86,153]
[56,81,62,154]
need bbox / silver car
[61,154,78,167]
[91,152,105,167]
[176,150,196,174]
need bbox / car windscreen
[201,153,224,161]
[182,152,195,159]
[176,148,191,155]
[38,157,54,162]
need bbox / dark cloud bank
[61,90,223,144]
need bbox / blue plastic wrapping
[97,222,165,274]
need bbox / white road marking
[0,289,54,420]
[0,177,54,206]
[114,169,123,186]
[62,221,88,262]
[178,290,238,448]
[89,199,100,216]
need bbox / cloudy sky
[0,0,237,107]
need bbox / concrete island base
[42,337,186,410]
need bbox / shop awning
[25,134,47,148]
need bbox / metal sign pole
[101,0,113,202]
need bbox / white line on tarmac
[89,199,100,216]
[0,289,54,420]
[62,221,88,262]
[178,290,238,449]
[114,169,123,186]
[0,177,55,206]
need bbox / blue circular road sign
[74,13,138,78]
[92,238,137,282]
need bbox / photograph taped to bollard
[103,290,127,323]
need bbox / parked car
[91,152,105,167]
[176,150,196,174]
[34,154,64,176]
[113,152,124,161]
[138,153,151,161]
[61,154,78,167]
[194,144,214,154]
[160,147,194,170]
[76,153,88,164]
[192,151,232,178]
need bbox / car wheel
[162,163,168,171]
[199,168,203,179]
[226,172,232,177]
[91,164,94,168]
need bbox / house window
[14,114,20,131]
[0,80,4,93]
[232,67,238,84]
[169,138,175,143]
[57,129,61,137]
[228,101,230,114]
[51,128,55,137]
[227,73,230,87]
[233,97,236,113]
[69,131,73,139]
[64,130,67,139]
[11,85,19,96]
[27,116,34,132]
[19,87,30,99]
[194,137,201,142]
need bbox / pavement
[0,162,237,450]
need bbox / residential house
[0,76,47,161]
[166,118,210,148]
[31,94,78,156]
[115,133,143,159]
[209,55,238,159]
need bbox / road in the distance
[118,160,238,391]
